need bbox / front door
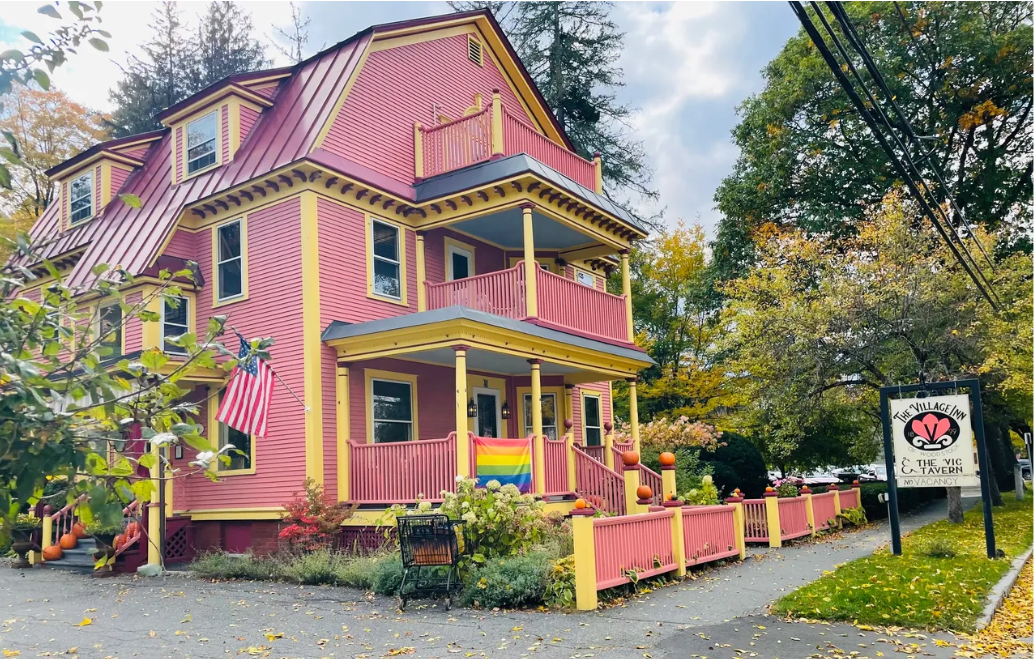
[473,387,501,438]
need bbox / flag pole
[228,326,309,413]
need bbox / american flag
[216,332,274,437]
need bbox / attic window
[467,35,483,66]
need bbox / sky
[0,1,800,235]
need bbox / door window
[447,244,472,280]
[523,393,557,440]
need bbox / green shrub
[544,555,576,609]
[920,538,957,559]
[333,553,384,590]
[702,433,769,498]
[460,551,550,609]
[372,555,405,596]
[776,481,799,498]
[191,552,283,581]
[681,474,720,505]
[837,506,867,527]
[282,549,340,585]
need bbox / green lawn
[772,497,1033,632]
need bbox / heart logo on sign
[903,411,961,451]
[911,414,951,443]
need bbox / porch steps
[42,540,98,575]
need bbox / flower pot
[10,529,37,568]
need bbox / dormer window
[186,112,218,174]
[69,171,93,225]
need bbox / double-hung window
[371,220,402,299]
[576,270,596,288]
[372,379,413,442]
[523,393,558,440]
[217,389,253,471]
[96,303,122,355]
[186,112,217,174]
[216,219,244,301]
[162,296,189,354]
[69,171,93,224]
[583,394,602,446]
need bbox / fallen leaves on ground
[952,558,1033,658]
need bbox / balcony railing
[414,93,601,191]
[424,262,630,344]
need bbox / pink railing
[811,492,838,531]
[742,499,769,543]
[593,509,676,589]
[535,267,628,343]
[778,497,812,540]
[48,493,89,544]
[502,107,597,190]
[114,500,143,557]
[580,444,606,463]
[613,440,633,453]
[420,107,492,178]
[425,264,525,318]
[349,435,457,503]
[608,445,661,504]
[682,505,740,566]
[573,446,625,515]
[542,437,570,496]
[839,488,860,510]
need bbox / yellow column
[661,465,677,502]
[627,378,641,455]
[620,249,633,342]
[300,191,324,486]
[414,122,424,180]
[725,495,747,559]
[830,484,842,528]
[491,89,504,157]
[622,456,642,515]
[572,512,598,610]
[336,363,351,501]
[522,204,537,318]
[802,487,816,536]
[140,284,163,350]
[603,423,614,470]
[593,152,603,194]
[764,489,781,548]
[147,440,161,566]
[41,512,53,552]
[454,346,470,477]
[564,385,576,491]
[164,459,174,518]
[669,503,687,577]
[416,232,427,312]
[529,359,545,494]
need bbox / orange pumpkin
[574,498,587,510]
[621,450,640,466]
[42,545,63,561]
[665,493,673,502]
[113,534,126,550]
[636,485,653,500]
[125,522,140,537]
[59,533,77,549]
[71,522,86,539]
[765,486,774,493]
[659,452,676,467]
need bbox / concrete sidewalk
[0,496,973,659]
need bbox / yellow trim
[66,167,97,229]
[159,85,273,126]
[177,108,223,183]
[620,251,633,341]
[156,288,197,354]
[147,441,161,566]
[491,91,504,156]
[444,235,476,280]
[467,33,484,66]
[522,206,537,317]
[365,214,409,306]
[454,348,469,476]
[467,374,508,439]
[415,232,427,311]
[572,514,598,610]
[229,99,241,160]
[301,191,325,485]
[765,495,782,548]
[336,365,351,501]
[209,387,257,476]
[51,151,143,182]
[516,385,565,439]
[211,215,250,307]
[627,378,640,454]
[364,368,419,444]
[311,42,373,149]
[580,390,603,446]
[91,297,128,358]
[177,507,283,521]
[369,23,476,52]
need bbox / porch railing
[502,107,597,189]
[535,267,628,343]
[425,265,525,319]
[418,107,492,179]
[542,437,570,496]
[573,445,625,515]
[349,435,458,504]
[610,444,661,505]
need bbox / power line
[788,1,1000,310]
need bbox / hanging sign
[890,393,979,488]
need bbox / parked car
[1018,459,1031,481]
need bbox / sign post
[879,379,996,558]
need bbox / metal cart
[396,514,466,611]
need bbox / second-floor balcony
[414,92,601,192]
[424,261,629,344]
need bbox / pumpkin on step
[113,534,126,550]
[42,545,63,561]
[71,522,86,539]
[59,533,77,549]
[125,521,141,538]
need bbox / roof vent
[467,35,483,66]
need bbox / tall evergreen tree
[451,2,655,206]
[107,1,268,137]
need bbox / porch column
[335,363,351,501]
[627,377,641,455]
[564,384,577,492]
[620,249,633,342]
[522,204,538,318]
[416,232,427,312]
[491,89,504,157]
[529,359,546,495]
[454,346,471,478]
[147,440,161,567]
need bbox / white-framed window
[576,270,596,288]
[69,171,93,224]
[217,389,253,471]
[216,219,244,301]
[523,392,558,440]
[446,243,472,281]
[96,303,122,354]
[186,111,217,174]
[371,219,402,299]
[162,295,189,355]
[582,394,602,447]
[372,379,413,442]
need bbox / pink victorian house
[26,10,653,556]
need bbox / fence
[682,505,740,566]
[573,446,625,514]
[839,487,860,510]
[348,435,457,504]
[777,496,812,541]
[742,499,769,543]
[811,491,838,531]
[592,509,677,589]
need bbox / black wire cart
[396,514,466,611]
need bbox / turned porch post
[416,232,427,312]
[529,359,546,494]
[627,377,641,455]
[454,346,470,477]
[620,249,634,342]
[335,362,351,501]
[522,204,538,318]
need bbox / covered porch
[322,307,654,506]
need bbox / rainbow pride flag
[473,437,533,493]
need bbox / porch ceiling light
[467,397,478,418]
[501,400,511,420]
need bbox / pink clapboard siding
[61,181,68,226]
[682,505,740,565]
[174,127,183,183]
[122,292,144,354]
[240,106,260,145]
[570,381,612,447]
[160,228,195,260]
[812,492,838,531]
[176,196,307,510]
[839,488,860,510]
[249,84,279,100]
[93,165,102,208]
[778,497,812,540]
[323,32,534,185]
[593,509,676,589]
[221,104,230,163]
[422,228,506,285]
[742,499,769,543]
[110,166,132,198]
